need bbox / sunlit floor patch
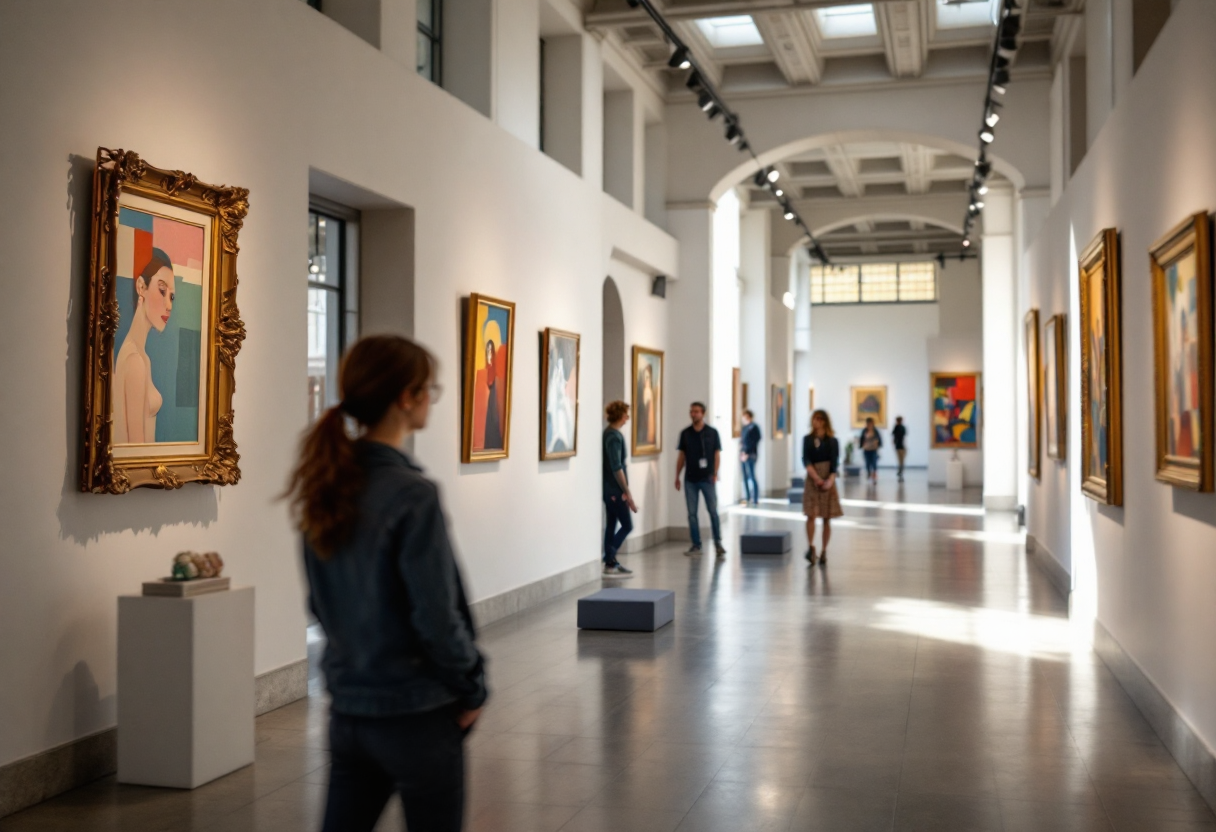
[948,529,1027,545]
[840,498,987,517]
[725,505,881,529]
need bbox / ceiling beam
[753,11,824,85]
[876,0,926,79]
[821,145,864,198]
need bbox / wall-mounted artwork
[462,294,515,462]
[850,386,887,428]
[540,328,579,461]
[82,148,248,493]
[1025,309,1042,479]
[1150,213,1213,491]
[930,372,980,449]
[1044,314,1067,460]
[632,346,663,456]
[1079,229,1124,505]
[808,385,815,414]
[771,384,788,439]
[731,368,742,438]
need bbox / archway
[602,277,625,407]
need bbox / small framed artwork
[850,386,888,428]
[1045,314,1067,460]
[742,382,749,410]
[808,385,815,414]
[540,328,579,461]
[1025,309,1042,479]
[930,372,981,449]
[1150,213,1213,491]
[462,294,516,463]
[771,384,788,439]
[787,382,794,434]
[81,148,249,493]
[731,368,742,438]
[632,346,663,456]
[1079,228,1124,505]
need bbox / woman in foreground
[802,409,844,565]
[285,335,487,832]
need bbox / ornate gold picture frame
[1045,314,1067,460]
[1150,213,1213,491]
[82,148,248,494]
[462,294,516,463]
[631,346,664,457]
[1079,229,1123,506]
[1025,309,1042,479]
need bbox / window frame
[809,261,939,306]
[417,0,442,84]
[307,199,361,422]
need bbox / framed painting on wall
[540,328,579,461]
[632,346,663,456]
[1150,213,1213,491]
[1044,314,1067,460]
[1079,228,1124,505]
[742,382,749,410]
[462,294,515,462]
[1025,309,1042,479]
[81,148,249,494]
[850,386,887,429]
[808,385,815,414]
[771,384,788,439]
[930,372,980,449]
[731,367,742,438]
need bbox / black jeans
[603,494,633,564]
[322,705,465,832]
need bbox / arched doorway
[602,277,625,407]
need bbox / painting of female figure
[632,347,663,456]
[1079,228,1123,505]
[462,294,515,462]
[541,329,580,460]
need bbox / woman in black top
[802,409,844,565]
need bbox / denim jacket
[303,441,488,716]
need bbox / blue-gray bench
[577,588,675,632]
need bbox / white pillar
[982,184,1018,510]
[740,208,771,492]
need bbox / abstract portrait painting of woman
[462,295,515,462]
[631,347,663,456]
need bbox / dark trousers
[603,494,633,564]
[741,456,758,504]
[864,449,879,477]
[322,706,465,832]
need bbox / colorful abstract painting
[462,294,515,462]
[850,386,887,428]
[772,384,788,439]
[930,372,980,449]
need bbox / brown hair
[284,335,435,557]
[811,409,835,438]
[605,400,629,423]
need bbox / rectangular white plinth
[118,586,255,788]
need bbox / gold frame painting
[632,346,663,456]
[462,294,516,463]
[771,383,788,439]
[1045,314,1067,460]
[731,367,742,438]
[1025,309,1042,479]
[1150,213,1213,491]
[540,328,580,461]
[1079,229,1124,505]
[82,148,248,494]
[850,385,888,429]
[808,386,815,414]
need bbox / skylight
[815,4,878,39]
[936,0,999,29]
[695,15,765,49]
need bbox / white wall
[0,0,676,771]
[1024,0,1216,755]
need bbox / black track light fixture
[753,169,769,188]
[668,46,691,70]
[685,71,703,91]
[725,123,742,144]
[975,159,992,178]
[706,104,722,120]
[698,91,714,111]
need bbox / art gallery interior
[2,0,1215,829]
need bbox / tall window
[307,206,359,422]
[417,0,441,83]
[810,262,937,305]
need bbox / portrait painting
[808,386,815,413]
[632,346,663,456]
[462,294,515,463]
[1151,213,1213,490]
[930,372,980,449]
[540,328,579,460]
[82,148,248,493]
[731,368,742,438]
[1025,309,1042,479]
[1045,314,1067,460]
[1079,229,1124,505]
[850,386,888,429]
[771,384,787,439]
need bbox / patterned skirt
[803,461,844,519]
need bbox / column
[982,184,1018,510]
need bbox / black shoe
[805,545,816,564]
[818,551,827,566]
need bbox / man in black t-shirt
[675,402,725,559]
[892,416,907,482]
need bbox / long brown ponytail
[285,335,435,557]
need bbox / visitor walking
[602,400,636,578]
[286,335,486,832]
[859,417,883,483]
[740,409,761,506]
[803,409,843,565]
[675,401,726,560]
[892,416,907,482]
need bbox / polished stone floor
[4,471,1214,831]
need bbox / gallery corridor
[1,475,1210,832]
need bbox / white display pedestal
[118,586,255,788]
[946,457,965,491]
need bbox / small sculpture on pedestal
[171,551,225,581]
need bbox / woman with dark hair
[112,248,175,444]
[802,409,843,565]
[285,335,487,832]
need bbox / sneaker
[603,563,634,577]
[684,545,702,556]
